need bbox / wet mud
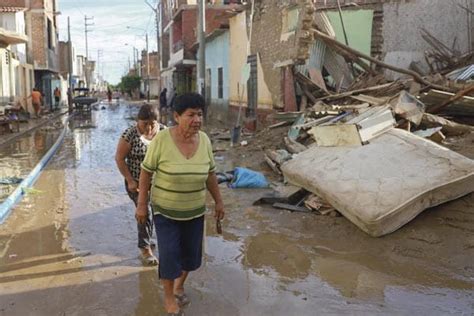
[0,103,473,315]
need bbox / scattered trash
[0,177,23,185]
[240,140,248,146]
[216,171,234,184]
[229,167,269,189]
[9,254,17,259]
[22,188,44,195]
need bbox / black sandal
[175,293,190,307]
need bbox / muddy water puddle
[0,127,61,201]
[0,102,473,315]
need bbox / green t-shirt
[141,128,216,220]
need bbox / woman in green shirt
[136,93,224,315]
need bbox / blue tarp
[229,167,269,189]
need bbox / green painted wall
[327,10,374,56]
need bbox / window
[217,67,223,99]
[47,19,53,49]
[282,6,299,34]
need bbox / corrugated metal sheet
[447,65,474,81]
[295,40,326,74]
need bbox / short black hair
[137,104,158,121]
[173,93,205,115]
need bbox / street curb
[0,109,68,149]
[0,114,69,224]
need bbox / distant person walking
[115,104,165,266]
[28,88,43,118]
[107,88,113,103]
[159,88,168,125]
[54,87,61,110]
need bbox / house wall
[2,0,26,6]
[205,31,229,102]
[58,41,69,77]
[326,10,373,56]
[382,0,470,79]
[0,11,27,63]
[179,8,235,59]
[316,0,470,79]
[27,0,59,72]
[229,11,272,111]
[0,48,14,104]
[251,0,313,109]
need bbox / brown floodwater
[0,102,473,315]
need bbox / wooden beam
[311,28,449,91]
[428,85,474,114]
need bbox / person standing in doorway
[54,87,61,110]
[115,104,165,266]
[159,88,168,125]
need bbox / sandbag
[282,129,474,237]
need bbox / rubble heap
[260,10,474,237]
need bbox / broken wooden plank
[254,187,307,206]
[293,115,336,131]
[264,155,282,175]
[315,82,397,102]
[421,113,474,136]
[265,149,292,166]
[284,137,308,154]
[350,94,390,106]
[268,121,291,129]
[273,202,311,213]
[427,85,474,114]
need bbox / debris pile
[259,12,474,236]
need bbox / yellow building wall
[229,12,273,110]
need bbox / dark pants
[154,214,204,280]
[125,181,154,249]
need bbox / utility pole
[84,15,94,88]
[97,49,103,91]
[133,47,137,70]
[146,33,150,102]
[197,0,206,104]
[145,0,161,94]
[67,17,73,112]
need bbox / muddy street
[0,103,473,315]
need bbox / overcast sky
[58,0,159,84]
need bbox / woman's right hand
[127,179,139,192]
[135,203,147,224]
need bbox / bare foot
[164,295,180,314]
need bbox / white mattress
[281,129,474,237]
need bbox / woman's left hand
[214,202,225,221]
